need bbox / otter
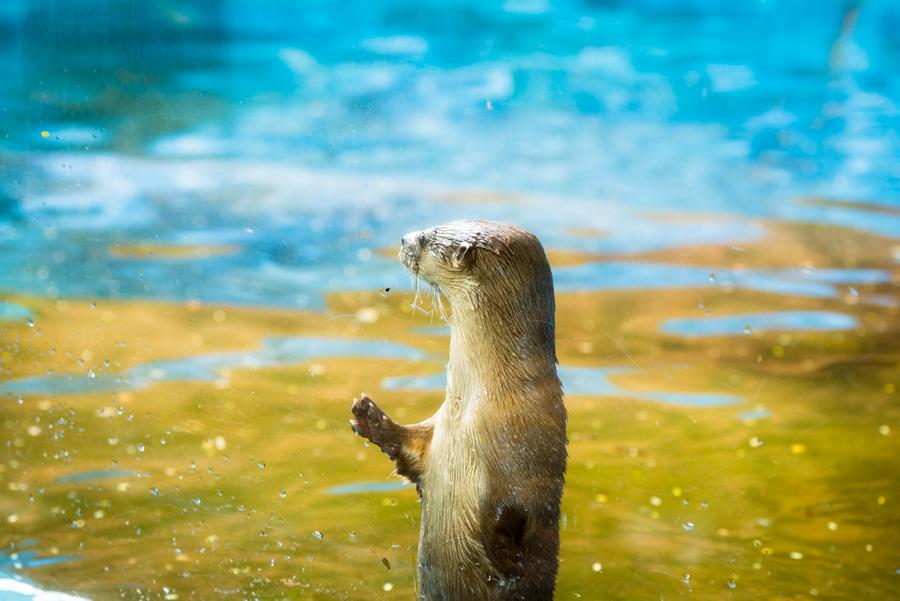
[350,220,567,601]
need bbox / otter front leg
[350,394,432,484]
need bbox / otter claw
[350,394,402,459]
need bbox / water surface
[0,1,898,600]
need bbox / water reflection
[661,310,859,337]
[384,366,743,407]
[54,469,143,485]
[0,337,427,396]
[0,302,31,321]
[0,544,84,601]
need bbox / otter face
[399,220,548,299]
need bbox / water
[0,1,898,600]
[660,310,859,336]
[0,337,427,396]
[384,366,743,407]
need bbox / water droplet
[591,562,602,573]
[192,498,202,506]
[727,579,737,590]
[312,530,324,540]
[708,273,716,283]
[257,462,266,470]
[743,325,752,335]
[150,488,160,496]
[26,318,34,328]
[279,490,287,498]
[681,521,695,531]
[789,551,804,560]
[382,582,393,592]
[244,227,254,235]
[849,286,858,297]
[86,369,96,379]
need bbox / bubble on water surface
[312,530,323,540]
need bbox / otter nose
[401,231,424,249]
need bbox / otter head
[399,220,556,358]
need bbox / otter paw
[350,394,402,459]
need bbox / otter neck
[446,298,557,401]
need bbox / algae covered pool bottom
[1,216,898,601]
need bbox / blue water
[554,263,892,299]
[0,0,898,310]
[661,310,859,336]
[0,302,32,321]
[327,481,414,495]
[0,542,85,601]
[0,337,428,397]
[54,469,143,485]
[383,366,742,407]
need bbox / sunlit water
[1,1,898,600]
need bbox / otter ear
[451,242,476,269]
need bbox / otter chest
[419,394,489,552]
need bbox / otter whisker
[410,272,432,315]
[433,286,448,321]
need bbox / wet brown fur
[351,220,567,600]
